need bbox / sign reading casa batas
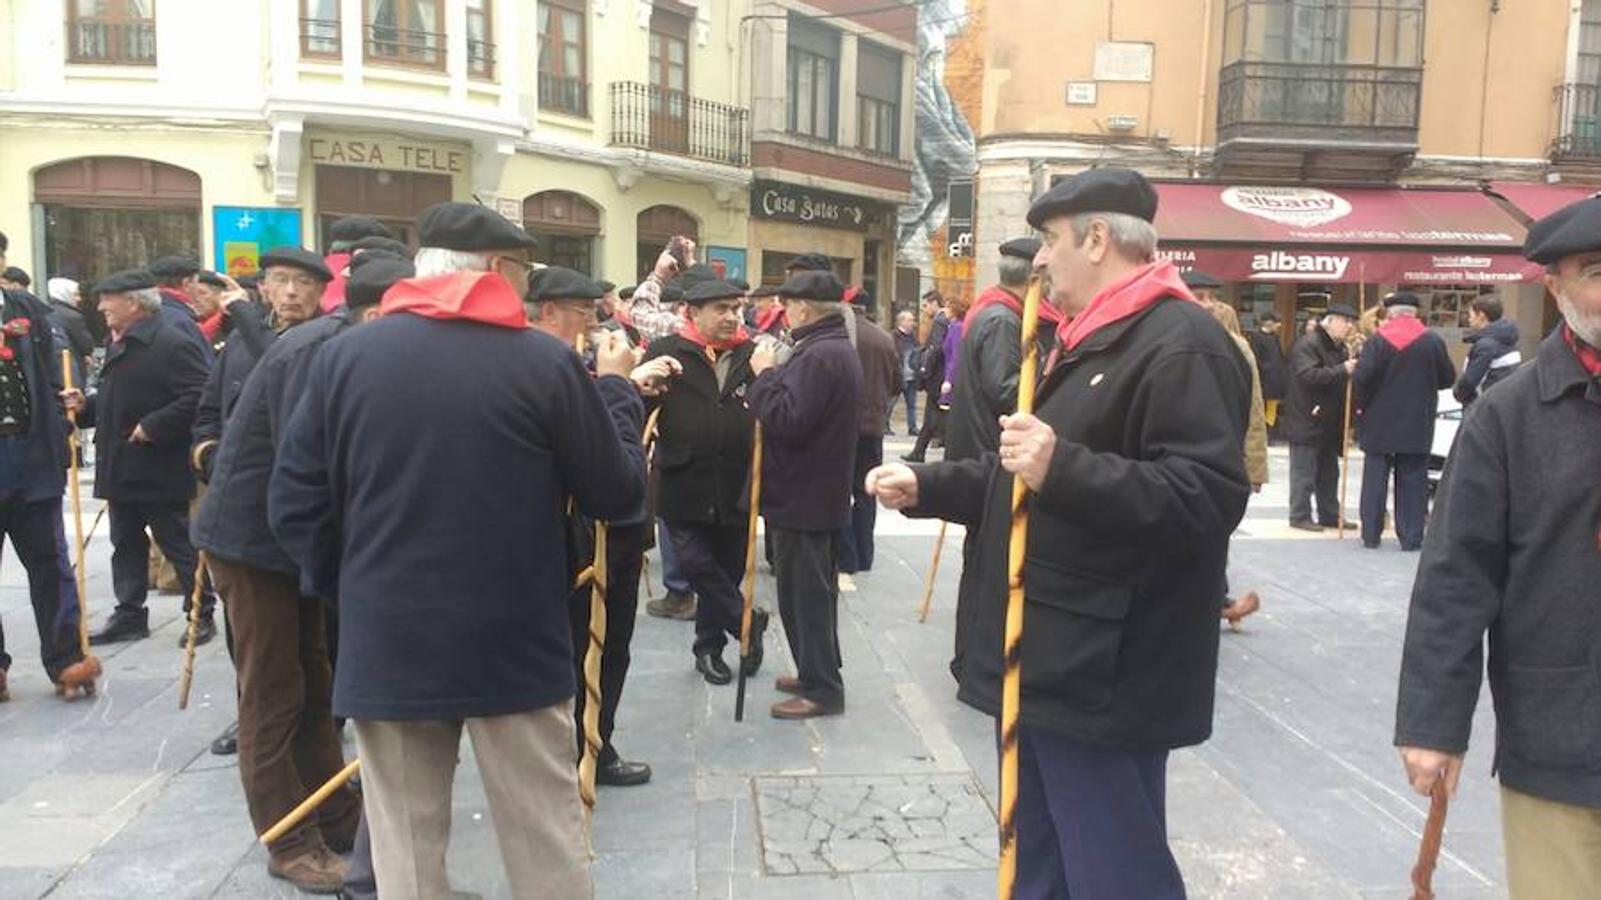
[752,181,873,231]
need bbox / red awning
[1490,181,1596,222]
[1150,182,1543,284]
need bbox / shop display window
[43,206,199,285]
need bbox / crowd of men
[0,165,1595,898]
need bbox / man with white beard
[1395,195,1601,898]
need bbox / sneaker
[267,846,347,895]
[646,591,696,621]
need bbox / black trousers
[1287,441,1341,526]
[771,527,843,703]
[570,520,644,765]
[1360,451,1429,549]
[670,519,749,657]
[0,496,83,680]
[908,403,948,461]
[837,435,882,574]
[107,499,215,619]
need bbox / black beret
[418,202,538,252]
[2,266,29,287]
[1027,168,1159,229]
[684,279,745,305]
[527,266,603,302]
[1180,269,1223,290]
[618,285,637,301]
[731,277,751,292]
[348,248,409,271]
[1523,195,1601,265]
[345,258,414,309]
[350,235,412,258]
[670,264,721,294]
[661,283,686,305]
[785,253,833,273]
[597,280,616,294]
[998,237,1041,260]
[237,274,261,291]
[259,246,334,282]
[750,283,782,298]
[1326,304,1360,320]
[147,254,200,279]
[1384,291,1422,308]
[93,269,156,295]
[329,215,395,243]
[777,270,845,302]
[197,270,229,289]
[1259,310,1281,323]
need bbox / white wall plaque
[1093,41,1154,83]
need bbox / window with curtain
[68,0,156,65]
[786,18,839,142]
[538,0,588,116]
[302,0,340,58]
[467,0,494,78]
[857,43,901,156]
[365,0,444,70]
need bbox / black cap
[731,277,751,292]
[2,266,29,287]
[329,215,395,243]
[259,246,334,282]
[345,258,415,310]
[597,280,616,294]
[785,253,833,273]
[619,285,637,301]
[349,248,410,271]
[684,279,745,305]
[1027,168,1159,229]
[661,283,686,305]
[1523,195,1601,265]
[147,254,200,279]
[1325,303,1360,320]
[527,266,603,302]
[749,283,782,298]
[350,235,412,259]
[998,237,1041,260]
[1259,310,1281,323]
[94,269,157,295]
[1384,291,1422,308]
[418,202,538,252]
[237,274,261,292]
[197,270,229,289]
[1180,270,1223,290]
[777,270,845,302]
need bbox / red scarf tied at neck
[679,307,750,353]
[1055,261,1199,354]
[968,284,1065,327]
[1563,322,1601,378]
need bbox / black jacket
[0,290,71,502]
[1281,326,1351,446]
[1396,331,1601,809]
[193,312,350,574]
[1353,319,1455,455]
[47,299,95,363]
[158,289,213,363]
[912,298,1252,749]
[944,298,1054,463]
[916,312,950,393]
[1453,317,1521,405]
[746,313,863,532]
[192,301,275,476]
[644,334,757,527]
[269,313,645,721]
[846,306,900,439]
[83,314,209,504]
[1245,328,1289,400]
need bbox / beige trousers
[353,703,592,900]
[1502,785,1601,899]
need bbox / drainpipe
[1192,0,1215,179]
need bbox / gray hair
[414,247,490,277]
[997,254,1032,289]
[130,287,163,314]
[1068,212,1158,263]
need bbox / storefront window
[531,234,595,277]
[760,251,852,287]
[1237,282,1277,331]
[43,206,199,285]
[1417,286,1498,331]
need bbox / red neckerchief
[969,284,1065,327]
[1563,323,1601,377]
[1377,313,1427,352]
[321,252,351,313]
[680,309,751,353]
[198,311,224,342]
[1055,261,1198,354]
[756,303,786,335]
[380,271,527,329]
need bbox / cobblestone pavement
[0,445,1509,898]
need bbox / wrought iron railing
[364,23,445,71]
[468,39,495,80]
[610,82,749,167]
[67,17,156,65]
[1217,60,1422,137]
[1554,82,1601,160]
[300,17,340,58]
[539,72,589,117]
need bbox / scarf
[1055,261,1198,355]
[1563,323,1601,378]
[199,311,225,342]
[755,302,787,335]
[1377,313,1427,353]
[379,271,528,329]
[680,308,751,353]
[968,284,1065,327]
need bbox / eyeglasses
[265,271,321,290]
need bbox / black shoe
[89,611,150,646]
[1362,540,1380,549]
[179,615,216,648]
[211,721,239,756]
[596,757,653,787]
[900,453,924,463]
[695,652,732,685]
[740,608,770,677]
[1288,519,1324,533]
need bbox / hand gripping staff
[733,422,763,722]
[58,350,102,698]
[996,277,1044,900]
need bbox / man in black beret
[1244,310,1289,438]
[1396,195,1601,897]
[1282,303,1359,531]
[144,253,212,359]
[746,270,862,719]
[327,215,395,249]
[0,266,29,291]
[347,235,412,260]
[785,253,834,275]
[867,166,1251,897]
[1351,291,1454,550]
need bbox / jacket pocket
[1498,664,1601,773]
[657,444,694,471]
[1018,559,1133,712]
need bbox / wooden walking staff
[733,422,764,722]
[177,552,209,709]
[996,277,1045,900]
[577,521,608,816]
[916,521,948,623]
[59,351,102,686]
[259,759,362,845]
[1338,278,1366,539]
[1408,781,1450,899]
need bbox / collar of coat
[118,314,164,347]
[1538,326,1601,404]
[790,310,847,345]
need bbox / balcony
[609,82,749,168]
[364,23,445,71]
[1215,61,1422,181]
[539,72,589,118]
[68,16,156,66]
[1553,82,1601,162]
[300,17,340,59]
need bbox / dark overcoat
[84,314,208,504]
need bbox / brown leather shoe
[1221,591,1261,632]
[774,675,803,695]
[646,591,696,621]
[0,668,9,702]
[268,846,347,895]
[771,695,844,720]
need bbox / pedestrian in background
[838,286,899,585]
[888,310,919,436]
[1282,305,1358,532]
[904,292,964,463]
[1245,310,1288,436]
[1453,294,1521,406]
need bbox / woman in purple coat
[905,294,968,462]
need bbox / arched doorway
[523,190,602,276]
[34,156,201,283]
[635,204,699,280]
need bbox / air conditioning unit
[1106,115,1138,132]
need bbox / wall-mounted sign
[751,181,873,232]
[1065,81,1097,105]
[307,136,468,175]
[213,206,304,277]
[1093,41,1154,83]
[705,246,748,282]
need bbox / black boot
[89,610,150,646]
[695,651,732,685]
[740,608,769,677]
[178,614,217,648]
[211,721,239,756]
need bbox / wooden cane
[259,759,362,845]
[177,551,209,710]
[1408,780,1450,900]
[733,422,764,722]
[1337,282,1365,539]
[639,406,662,602]
[577,522,608,819]
[996,277,1044,900]
[61,351,99,669]
[916,521,948,623]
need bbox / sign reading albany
[752,181,872,231]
